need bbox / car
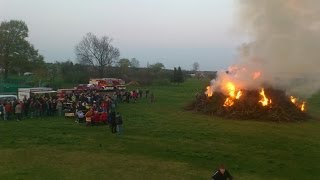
[0,95,18,103]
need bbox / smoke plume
[224,0,320,98]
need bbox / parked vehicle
[75,84,100,91]
[89,78,126,91]
[0,94,17,103]
[18,87,56,100]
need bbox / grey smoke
[222,0,320,98]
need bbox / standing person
[139,89,143,99]
[145,89,149,98]
[15,101,22,121]
[85,108,94,126]
[23,97,29,118]
[5,101,12,120]
[76,109,85,123]
[150,92,155,103]
[211,164,234,180]
[125,91,130,103]
[133,91,138,103]
[0,102,4,120]
[56,100,63,117]
[109,111,116,133]
[115,112,123,135]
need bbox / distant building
[23,72,33,76]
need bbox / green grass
[1,78,320,179]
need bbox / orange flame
[206,86,213,97]
[290,96,306,112]
[223,97,234,107]
[236,91,242,99]
[223,82,242,107]
[300,101,306,111]
[290,96,297,104]
[253,72,261,80]
[259,88,271,106]
[226,82,236,97]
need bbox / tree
[118,58,130,68]
[176,66,184,85]
[172,67,177,83]
[192,62,199,72]
[130,58,140,68]
[118,58,130,76]
[149,62,165,73]
[75,32,120,77]
[0,20,43,79]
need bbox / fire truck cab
[89,78,126,91]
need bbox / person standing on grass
[4,101,12,120]
[56,100,63,117]
[0,102,4,120]
[85,108,94,126]
[211,164,234,180]
[109,111,116,133]
[115,112,123,134]
[15,101,22,121]
[150,92,155,103]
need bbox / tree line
[0,20,191,88]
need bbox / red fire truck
[89,78,126,91]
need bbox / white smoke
[215,0,320,98]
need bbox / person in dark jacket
[109,111,117,133]
[211,164,234,180]
[115,112,123,134]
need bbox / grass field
[0,79,320,180]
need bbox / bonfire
[187,69,308,122]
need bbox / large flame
[203,69,306,112]
[226,82,236,97]
[223,82,242,107]
[259,88,272,106]
[205,86,213,97]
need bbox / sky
[0,0,244,71]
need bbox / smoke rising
[219,0,320,98]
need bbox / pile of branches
[186,88,308,121]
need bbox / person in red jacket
[4,102,13,120]
[92,111,100,125]
[100,112,107,123]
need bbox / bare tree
[75,32,120,77]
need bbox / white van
[0,95,18,103]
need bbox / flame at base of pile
[188,87,308,121]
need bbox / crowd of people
[0,89,154,134]
[1,89,236,178]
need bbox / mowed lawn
[0,79,320,180]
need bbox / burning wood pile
[185,0,320,122]
[187,72,308,121]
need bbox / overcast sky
[0,0,244,71]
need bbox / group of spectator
[0,88,153,134]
